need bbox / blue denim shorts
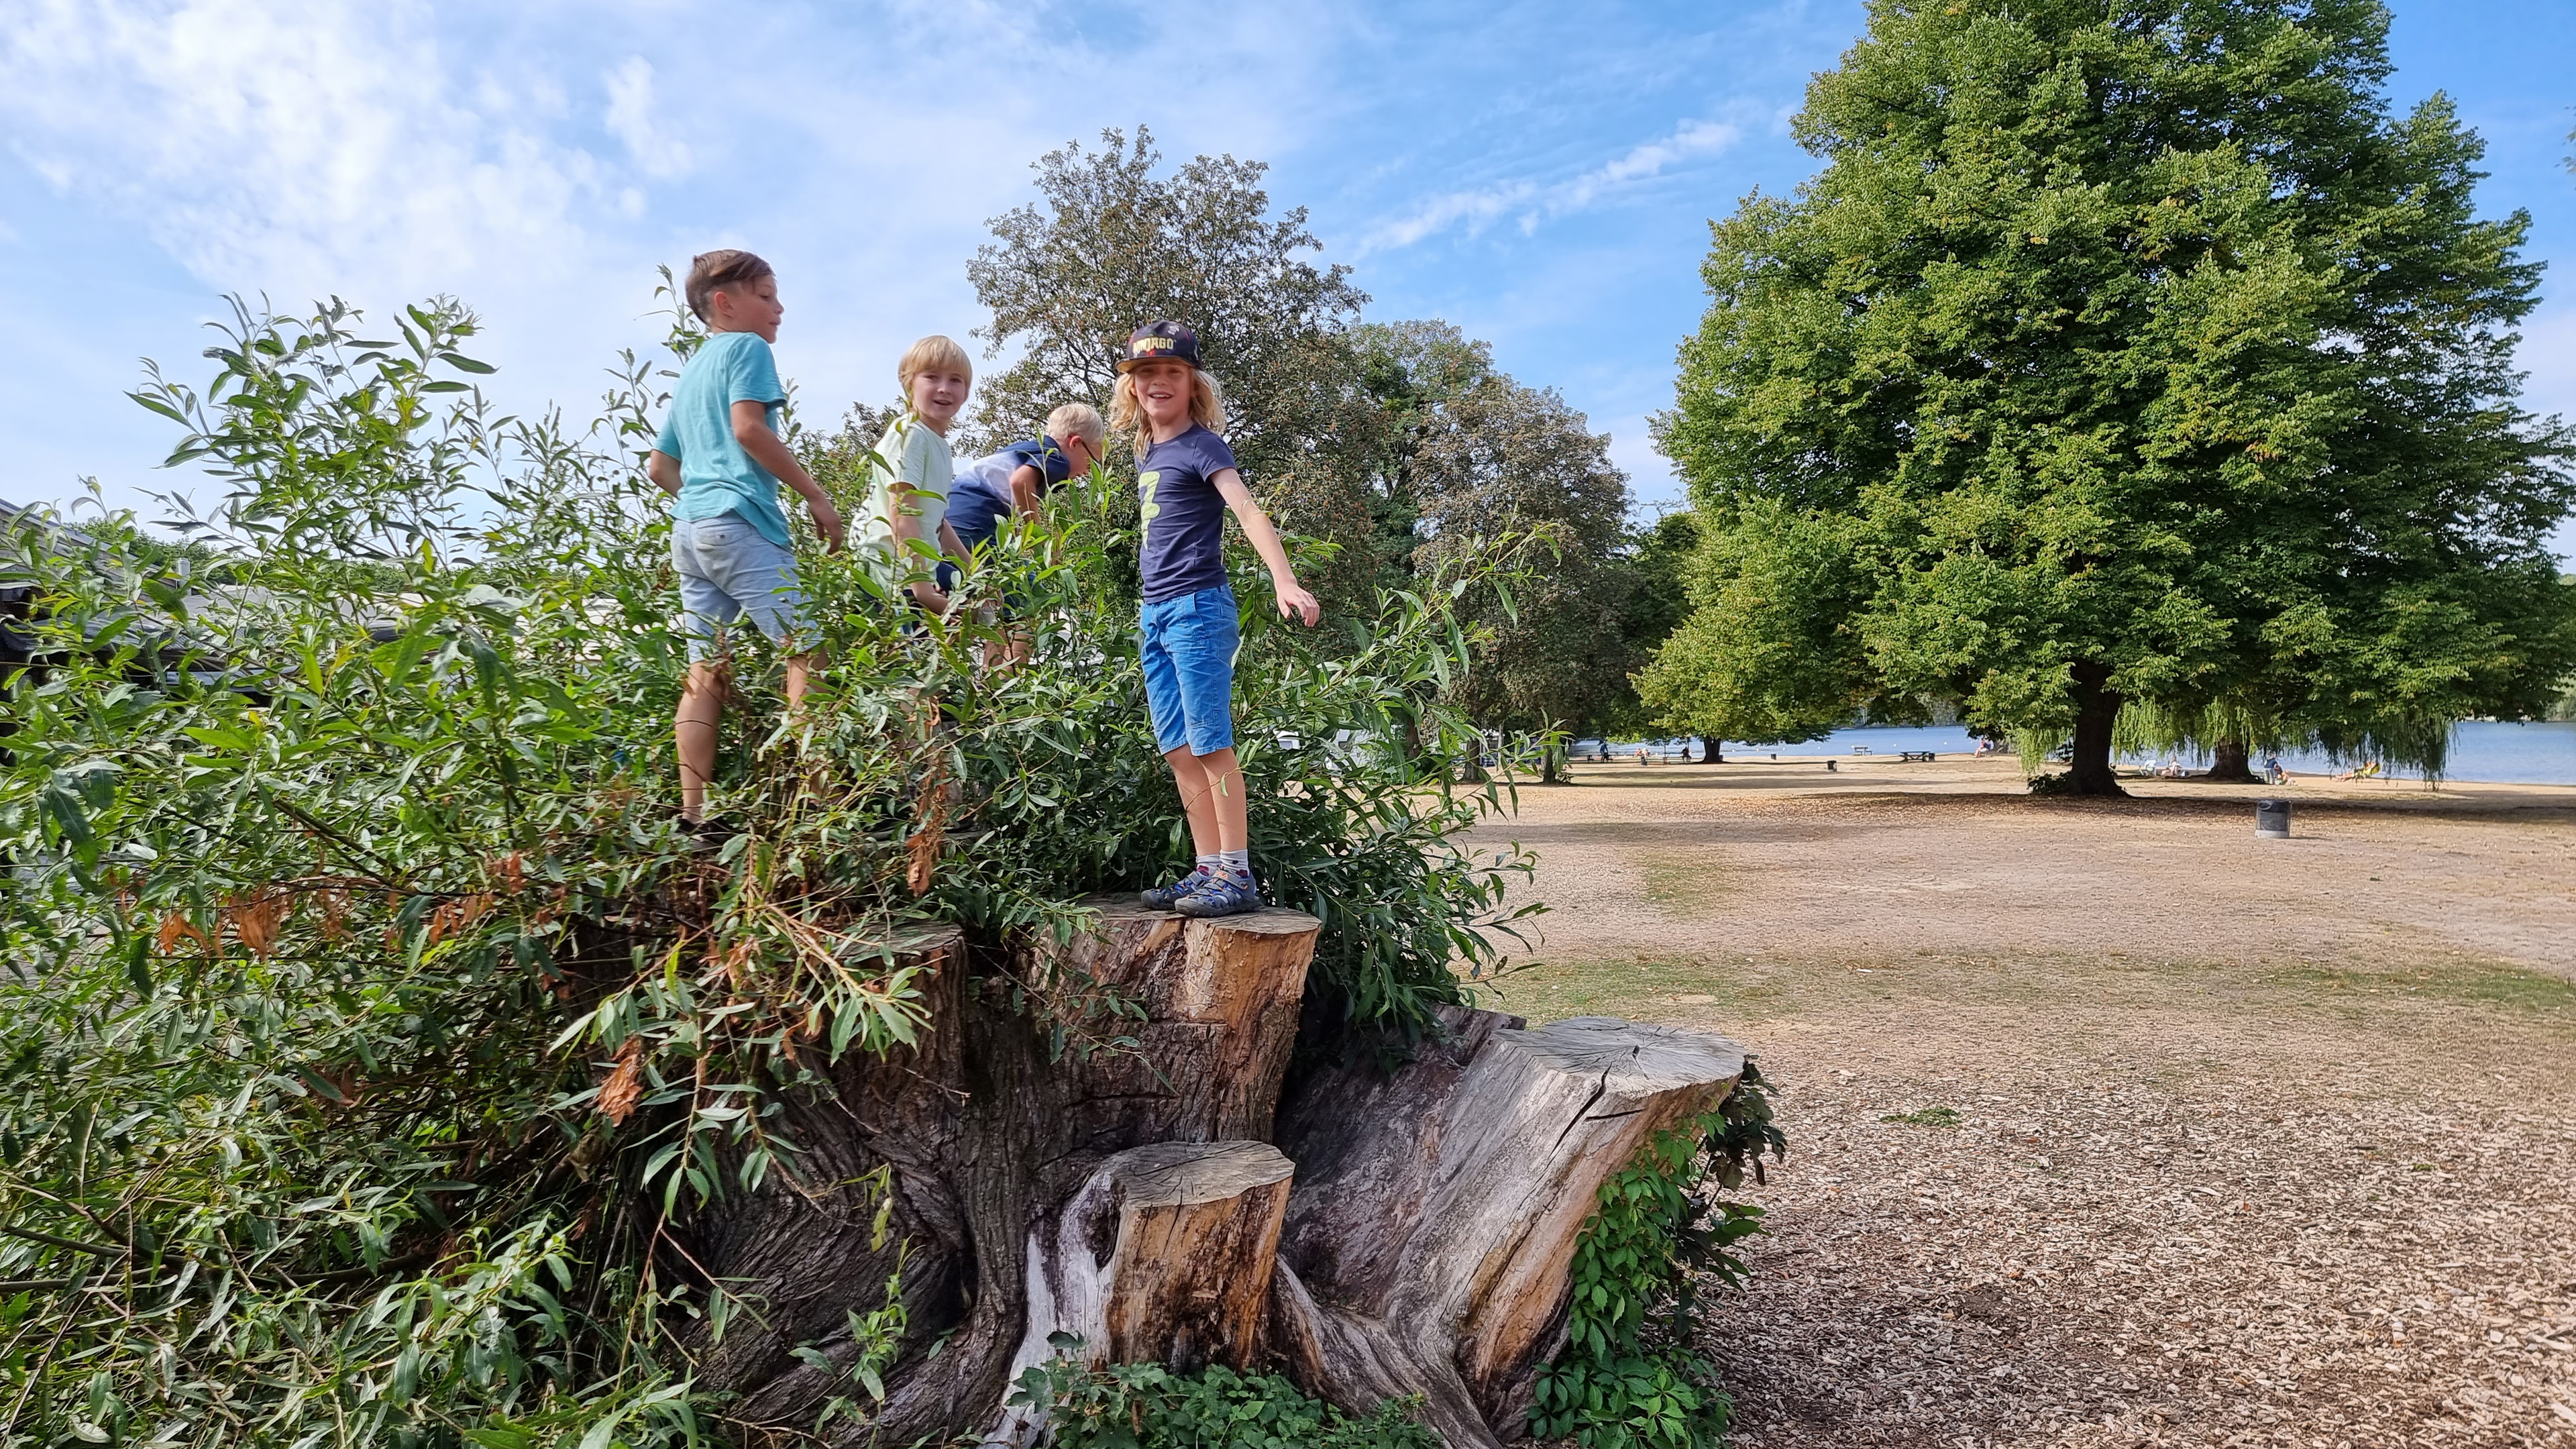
[672,513,809,663]
[1139,585,1239,756]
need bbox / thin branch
[0,1222,125,1259]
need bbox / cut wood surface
[991,1140,1295,1444]
[1271,1009,1748,1448]
[1044,899,1320,1144]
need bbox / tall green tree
[1647,0,2576,794]
[1354,322,1636,777]
[967,127,1386,611]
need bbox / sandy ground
[1468,759,2576,1448]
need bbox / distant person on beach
[645,250,845,845]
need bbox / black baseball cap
[1119,320,1201,373]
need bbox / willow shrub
[0,297,1536,1446]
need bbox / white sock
[1216,849,1251,881]
[1194,853,1220,877]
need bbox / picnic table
[1898,750,1937,763]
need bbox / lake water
[1578,720,2576,786]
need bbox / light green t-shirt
[861,416,956,590]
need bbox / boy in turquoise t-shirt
[645,250,845,843]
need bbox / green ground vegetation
[1010,1348,1440,1449]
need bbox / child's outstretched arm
[1214,470,1319,626]
[1010,462,1046,519]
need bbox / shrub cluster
[1010,1340,1440,1449]
[0,295,1534,1446]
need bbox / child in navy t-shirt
[1109,321,1320,918]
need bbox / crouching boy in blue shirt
[1110,322,1319,918]
[942,402,1108,578]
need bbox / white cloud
[1360,115,1745,254]
[0,0,1371,517]
[1557,118,1741,213]
[602,56,689,180]
[1364,181,1540,252]
[0,0,618,299]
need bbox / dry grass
[1475,761,2576,1447]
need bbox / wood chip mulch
[1699,1059,2576,1448]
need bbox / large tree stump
[1268,1010,1748,1448]
[677,903,1320,1440]
[670,902,1749,1447]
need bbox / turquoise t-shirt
[653,331,793,547]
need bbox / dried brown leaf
[597,1038,644,1126]
[225,888,290,958]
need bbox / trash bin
[2255,798,2291,839]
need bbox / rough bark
[2065,661,2129,796]
[2204,736,2257,782]
[990,1140,1295,1442]
[1269,1008,1748,1447]
[677,903,1318,1441]
[671,906,1748,1446]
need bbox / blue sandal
[1175,873,1260,918]
[1141,868,1208,911]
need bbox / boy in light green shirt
[861,335,973,614]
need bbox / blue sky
[3,0,2572,557]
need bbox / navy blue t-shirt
[945,438,1074,544]
[1137,425,1236,604]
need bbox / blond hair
[1045,401,1106,452]
[1110,368,1227,461]
[897,335,973,392]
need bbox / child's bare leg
[784,650,820,712]
[1197,746,1249,853]
[1164,745,1222,858]
[677,661,729,822]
